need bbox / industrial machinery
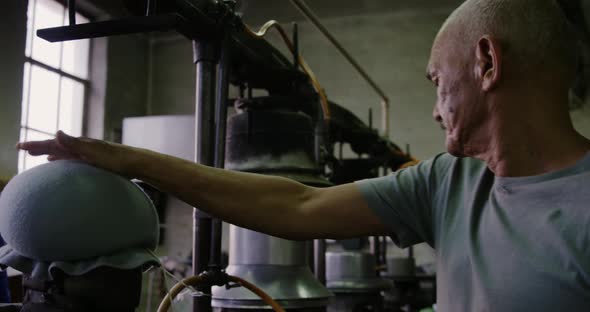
[0,0,435,311]
[326,249,390,312]
[211,98,334,310]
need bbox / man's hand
[17,131,139,178]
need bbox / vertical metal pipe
[314,239,326,284]
[67,0,76,25]
[380,236,387,268]
[309,240,315,274]
[292,22,299,68]
[209,35,231,269]
[192,40,218,312]
[371,236,381,276]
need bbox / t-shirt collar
[494,151,590,187]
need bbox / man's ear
[475,35,502,91]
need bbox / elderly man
[17,0,590,310]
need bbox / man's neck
[469,103,590,177]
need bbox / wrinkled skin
[425,25,590,176]
[427,30,489,157]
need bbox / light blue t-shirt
[357,153,590,312]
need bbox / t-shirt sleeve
[355,153,453,248]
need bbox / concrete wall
[0,0,27,177]
[102,35,150,142]
[148,38,195,115]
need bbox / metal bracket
[37,14,188,42]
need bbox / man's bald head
[437,0,578,82]
[427,0,582,158]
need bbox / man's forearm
[130,147,316,240]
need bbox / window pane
[77,13,89,24]
[61,12,89,78]
[28,65,59,133]
[31,0,64,67]
[20,63,32,125]
[25,0,36,57]
[59,78,85,136]
[21,129,54,172]
[62,38,89,79]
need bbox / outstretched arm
[18,131,389,240]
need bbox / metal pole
[292,22,299,68]
[381,236,387,268]
[209,34,231,269]
[67,0,76,25]
[192,39,218,312]
[313,239,326,284]
[371,236,381,276]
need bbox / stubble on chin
[446,139,466,158]
[445,129,482,158]
[444,129,464,157]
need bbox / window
[19,0,90,172]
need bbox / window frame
[19,0,92,172]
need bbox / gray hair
[440,0,578,79]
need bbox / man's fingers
[18,139,65,156]
[17,140,52,151]
[47,155,60,161]
[19,131,124,174]
[56,131,98,157]
[17,131,84,159]
[47,154,78,161]
[55,130,78,149]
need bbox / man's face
[427,32,487,157]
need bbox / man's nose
[432,106,442,123]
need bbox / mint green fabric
[0,160,161,281]
[0,246,158,280]
[0,160,159,262]
[357,153,590,311]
